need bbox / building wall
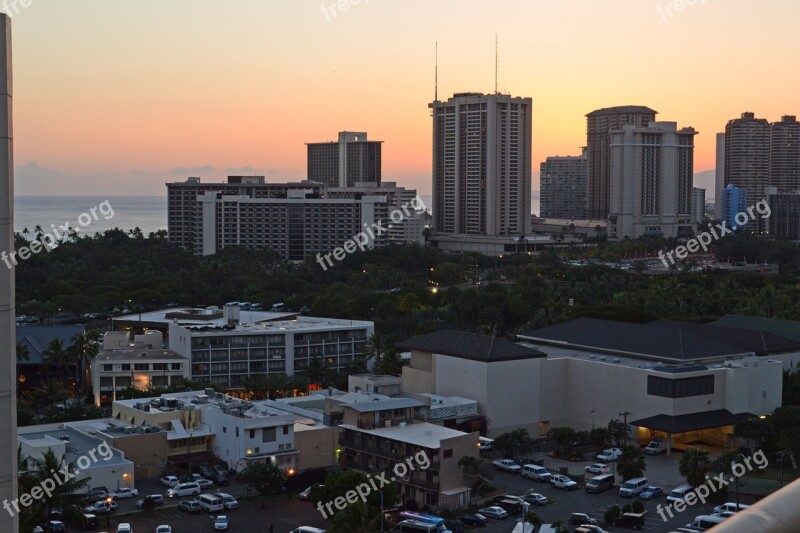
[770,115,800,192]
[107,432,169,480]
[540,150,588,220]
[438,432,478,493]
[295,426,340,471]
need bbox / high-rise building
[692,187,706,225]
[765,186,800,240]
[725,112,770,195]
[539,149,587,220]
[721,183,748,231]
[770,115,800,191]
[586,106,658,219]
[430,93,532,238]
[0,14,17,533]
[608,121,697,240]
[306,131,382,187]
[714,133,726,219]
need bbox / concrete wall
[108,432,169,480]
[295,426,339,471]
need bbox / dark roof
[586,105,658,117]
[712,315,800,344]
[630,410,755,433]
[651,320,800,356]
[519,318,749,361]
[16,325,85,365]
[397,330,546,363]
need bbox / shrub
[604,505,621,526]
[631,499,645,513]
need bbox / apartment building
[540,149,588,220]
[169,314,373,390]
[306,131,383,187]
[765,186,800,240]
[91,330,189,406]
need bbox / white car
[166,482,201,498]
[477,506,508,519]
[196,479,214,490]
[585,463,611,474]
[109,487,139,499]
[160,475,179,487]
[549,474,578,490]
[156,527,172,533]
[214,515,230,531]
[597,447,623,462]
[524,493,548,506]
[216,492,239,510]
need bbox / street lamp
[519,488,541,532]
[591,410,596,430]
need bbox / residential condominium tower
[539,148,588,220]
[430,93,532,237]
[608,121,697,240]
[770,115,800,192]
[306,131,382,187]
[586,106,658,219]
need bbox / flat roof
[339,397,424,413]
[178,316,373,336]
[340,422,472,449]
[113,307,296,327]
[398,330,546,363]
[18,424,128,467]
[630,410,756,433]
[95,348,187,362]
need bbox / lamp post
[519,488,541,531]
[591,410,596,430]
[619,411,632,446]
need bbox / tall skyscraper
[721,183,748,231]
[608,121,697,240]
[540,148,587,220]
[692,187,706,225]
[714,133,726,219]
[430,93,532,237]
[586,106,657,219]
[306,131,382,187]
[769,115,800,191]
[724,112,770,197]
[0,14,18,533]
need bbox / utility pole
[619,412,632,446]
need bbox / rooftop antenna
[435,41,438,102]
[494,34,498,94]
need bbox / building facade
[724,112,770,230]
[765,186,800,240]
[692,187,706,225]
[769,115,800,192]
[306,131,382,187]
[169,316,373,390]
[430,93,532,238]
[539,149,588,220]
[608,121,697,240]
[714,132,726,219]
[586,106,658,220]
[721,183,748,231]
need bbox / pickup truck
[597,447,623,462]
[492,459,522,474]
[644,439,667,455]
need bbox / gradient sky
[8,0,800,197]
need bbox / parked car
[574,526,608,533]
[109,487,139,499]
[213,465,229,477]
[160,475,179,487]
[44,522,65,533]
[585,463,611,475]
[597,448,623,462]
[216,492,239,510]
[492,495,524,505]
[523,492,548,506]
[196,466,215,479]
[84,500,117,514]
[156,526,172,533]
[197,479,214,490]
[549,474,578,490]
[644,439,667,455]
[640,486,664,500]
[116,524,132,533]
[492,459,522,474]
[477,506,508,519]
[458,513,487,526]
[178,499,202,513]
[612,512,646,529]
[212,473,230,486]
[88,487,109,499]
[569,513,598,526]
[521,464,551,482]
[713,502,750,514]
[299,486,316,501]
[214,515,230,531]
[167,482,201,498]
[136,494,165,509]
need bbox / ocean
[14,196,167,236]
[13,192,542,237]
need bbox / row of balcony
[339,455,439,491]
[338,437,439,471]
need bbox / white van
[198,494,224,512]
[478,436,494,451]
[687,514,727,530]
[618,477,648,497]
[116,525,132,533]
[289,528,327,533]
[667,484,695,503]
[521,464,551,482]
[713,502,749,514]
[389,520,440,533]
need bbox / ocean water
[14,196,167,236]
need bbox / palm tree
[457,455,481,475]
[18,449,90,530]
[398,293,422,314]
[16,341,29,362]
[362,333,396,372]
[43,338,72,379]
[679,448,711,487]
[305,356,329,388]
[26,380,69,412]
[70,331,99,394]
[617,444,646,481]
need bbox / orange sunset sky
[8,0,800,198]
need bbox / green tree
[70,331,99,394]
[604,505,621,526]
[16,341,29,362]
[313,470,398,533]
[398,293,422,314]
[607,419,628,447]
[680,449,711,487]
[457,455,481,475]
[547,427,578,458]
[494,428,535,461]
[43,338,72,376]
[18,449,89,531]
[236,460,288,506]
[734,417,774,450]
[617,445,646,481]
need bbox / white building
[114,390,297,473]
[169,314,373,390]
[91,331,189,406]
[18,423,135,493]
[608,121,698,240]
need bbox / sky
[7,0,800,198]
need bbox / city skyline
[6,0,800,197]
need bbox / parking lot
[483,452,729,532]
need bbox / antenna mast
[435,41,438,102]
[494,34,498,94]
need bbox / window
[120,364,130,371]
[102,364,112,372]
[171,363,182,371]
[647,375,714,398]
[236,427,239,437]
[443,449,453,459]
[283,425,289,435]
[249,429,255,439]
[262,427,276,442]
[222,427,227,434]
[134,363,149,371]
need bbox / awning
[630,409,756,433]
